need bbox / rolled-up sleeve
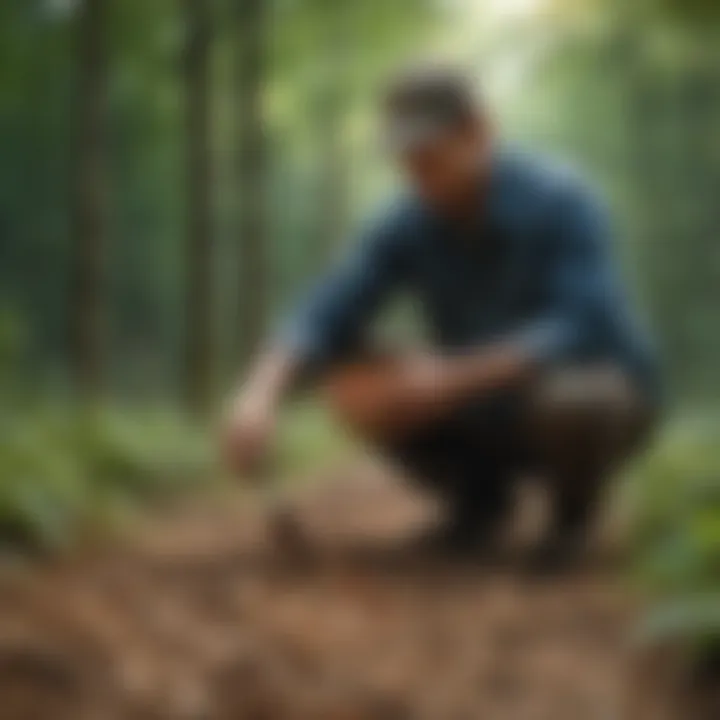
[276,211,409,371]
[510,186,618,366]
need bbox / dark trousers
[383,365,655,535]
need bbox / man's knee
[527,365,652,481]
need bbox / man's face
[395,122,487,210]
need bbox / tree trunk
[183,0,215,414]
[70,0,108,399]
[235,0,268,368]
[316,89,349,266]
[316,1,351,264]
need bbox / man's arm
[507,183,616,368]
[440,186,616,406]
[322,343,530,442]
[223,210,409,476]
[436,186,616,406]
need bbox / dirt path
[0,465,674,719]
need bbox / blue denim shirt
[280,150,659,400]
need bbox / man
[223,65,659,561]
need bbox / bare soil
[0,464,705,719]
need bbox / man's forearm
[324,343,534,441]
[394,343,532,425]
[433,343,532,406]
[239,348,300,410]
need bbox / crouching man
[223,65,660,562]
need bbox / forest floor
[0,462,697,720]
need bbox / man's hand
[221,349,299,480]
[222,389,277,480]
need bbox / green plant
[630,417,720,650]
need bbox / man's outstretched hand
[222,389,278,480]
[221,350,298,480]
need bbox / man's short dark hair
[382,64,482,151]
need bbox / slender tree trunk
[235,0,268,368]
[317,89,349,263]
[316,0,351,264]
[183,0,215,414]
[71,0,108,399]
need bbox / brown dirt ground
[0,463,708,720]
